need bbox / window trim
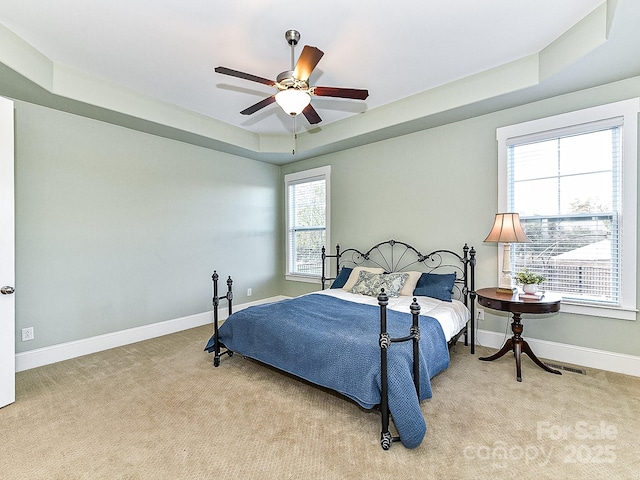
[284,165,331,283]
[497,98,639,320]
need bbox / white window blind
[285,166,330,280]
[497,98,638,320]
[508,122,621,306]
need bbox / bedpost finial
[377,288,389,306]
[212,270,218,281]
[410,298,420,315]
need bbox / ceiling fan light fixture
[215,30,368,125]
[275,88,311,116]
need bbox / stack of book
[519,290,544,300]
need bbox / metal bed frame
[209,240,476,449]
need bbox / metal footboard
[378,290,422,450]
[211,270,233,367]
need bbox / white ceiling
[1,0,629,140]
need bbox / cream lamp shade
[484,213,531,293]
[275,89,311,116]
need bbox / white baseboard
[476,328,640,378]
[15,295,288,372]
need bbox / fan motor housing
[276,70,309,90]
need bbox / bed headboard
[321,239,476,303]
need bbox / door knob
[1,286,15,295]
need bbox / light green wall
[14,101,282,353]
[12,74,640,358]
[282,76,640,357]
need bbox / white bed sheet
[311,289,470,342]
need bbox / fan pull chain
[292,115,297,155]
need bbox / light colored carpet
[1,325,639,479]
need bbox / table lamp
[484,212,531,293]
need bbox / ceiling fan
[215,30,369,125]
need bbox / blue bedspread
[204,293,450,448]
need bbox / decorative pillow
[330,267,353,289]
[413,272,456,302]
[349,271,409,298]
[398,271,422,296]
[342,266,385,291]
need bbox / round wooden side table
[476,287,562,382]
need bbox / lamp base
[497,270,516,294]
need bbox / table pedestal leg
[479,312,562,381]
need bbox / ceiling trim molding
[538,1,609,81]
[0,1,618,164]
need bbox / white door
[0,96,15,408]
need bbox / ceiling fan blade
[313,86,369,100]
[302,103,322,124]
[215,66,275,86]
[293,46,324,82]
[240,95,276,115]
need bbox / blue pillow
[413,272,456,302]
[330,267,353,289]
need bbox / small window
[285,166,330,282]
[498,99,638,320]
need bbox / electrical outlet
[476,309,485,321]
[247,288,252,297]
[21,327,34,342]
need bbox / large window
[285,166,330,282]
[497,99,638,320]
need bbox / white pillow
[342,266,385,291]
[399,271,422,296]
